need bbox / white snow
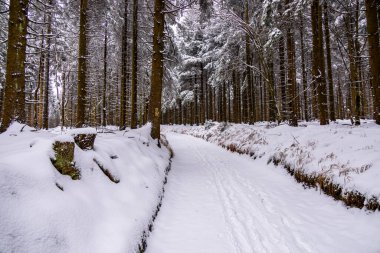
[68,127,97,135]
[146,133,380,253]
[0,123,170,253]
[166,120,380,201]
[2,121,380,253]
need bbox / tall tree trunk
[43,1,53,130]
[237,72,241,122]
[300,16,309,122]
[130,0,138,129]
[76,0,88,128]
[0,0,29,132]
[337,73,344,119]
[35,26,46,128]
[208,81,213,121]
[149,0,165,140]
[345,13,361,125]
[365,0,380,124]
[0,85,3,122]
[120,0,129,130]
[311,0,328,125]
[286,0,298,126]
[267,55,276,122]
[223,82,227,122]
[102,19,108,127]
[245,0,254,124]
[200,63,205,124]
[278,2,286,122]
[61,72,66,128]
[323,2,336,122]
[233,70,239,123]
[194,75,199,125]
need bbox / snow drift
[0,123,171,253]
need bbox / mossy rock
[52,141,80,180]
[73,133,96,150]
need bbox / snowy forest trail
[145,133,380,253]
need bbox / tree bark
[102,19,108,127]
[300,16,309,122]
[61,72,66,128]
[365,0,380,124]
[345,13,361,125]
[130,0,138,129]
[286,0,298,126]
[200,63,205,124]
[311,0,328,125]
[278,2,287,122]
[120,0,129,130]
[76,0,88,128]
[245,0,254,124]
[149,0,165,140]
[323,2,336,121]
[0,0,29,132]
[43,0,53,130]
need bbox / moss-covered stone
[73,133,96,150]
[52,141,80,180]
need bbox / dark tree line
[162,0,380,127]
[1,0,380,139]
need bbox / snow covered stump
[69,128,97,151]
[51,136,80,180]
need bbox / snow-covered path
[146,133,380,253]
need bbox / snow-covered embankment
[0,123,171,253]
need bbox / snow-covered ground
[166,120,380,209]
[2,121,379,253]
[146,133,380,253]
[0,123,170,253]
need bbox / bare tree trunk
[286,0,298,126]
[0,0,29,132]
[130,0,138,129]
[102,19,108,127]
[200,63,205,124]
[337,73,344,119]
[43,0,53,130]
[311,0,328,125]
[267,56,276,122]
[345,13,361,125]
[278,2,287,122]
[76,0,88,128]
[300,16,309,122]
[149,0,165,140]
[0,86,3,122]
[61,72,66,128]
[120,0,128,130]
[245,0,254,124]
[233,70,239,123]
[365,0,380,124]
[323,2,336,122]
[208,81,213,121]
[223,82,227,122]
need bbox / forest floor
[146,132,380,253]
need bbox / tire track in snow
[192,140,248,253]
[146,133,380,253]
[193,144,314,253]
[194,145,268,252]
